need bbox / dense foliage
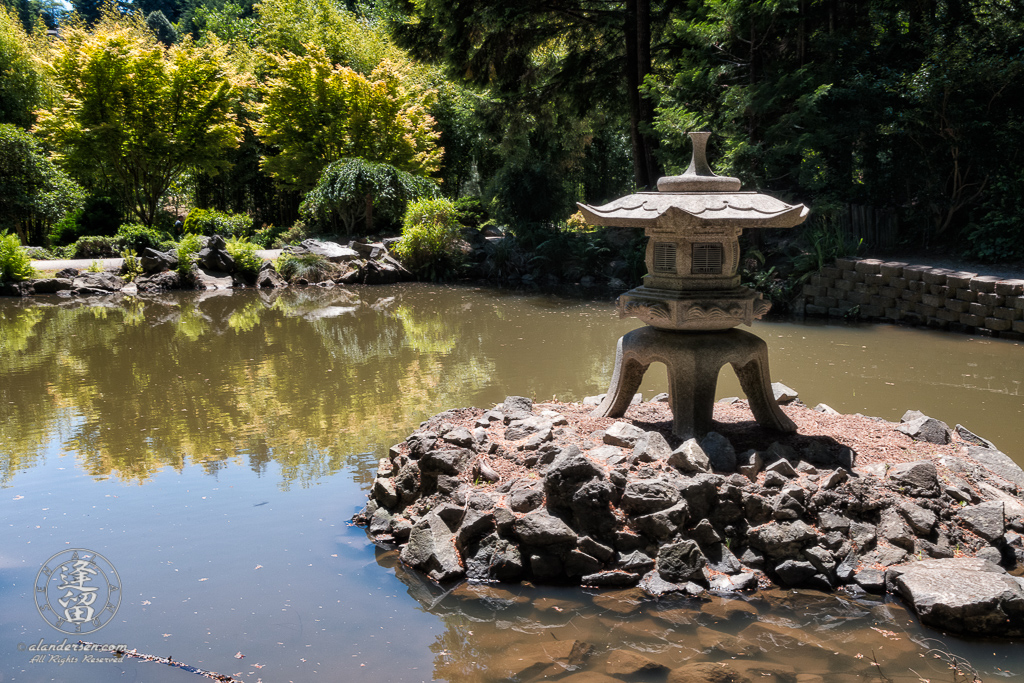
[182,208,252,237]
[0,0,1020,265]
[0,124,84,245]
[34,10,243,227]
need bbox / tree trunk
[624,0,660,191]
[635,0,659,186]
[364,192,374,233]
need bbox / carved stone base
[591,326,797,439]
[618,286,771,331]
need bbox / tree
[254,48,442,190]
[34,11,243,226]
[0,6,49,129]
[645,0,1024,254]
[299,157,438,233]
[0,123,84,245]
[145,9,176,44]
[387,0,664,191]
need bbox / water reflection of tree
[0,287,521,487]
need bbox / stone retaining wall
[800,257,1024,339]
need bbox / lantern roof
[577,132,809,230]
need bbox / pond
[1,284,1022,683]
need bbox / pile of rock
[283,238,409,285]
[4,237,413,297]
[355,395,1024,637]
[3,269,127,298]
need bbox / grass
[274,252,337,283]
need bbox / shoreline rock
[3,238,411,298]
[355,396,1024,638]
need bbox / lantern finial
[657,131,741,192]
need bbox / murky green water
[1,285,1021,683]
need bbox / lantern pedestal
[592,326,797,439]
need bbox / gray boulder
[656,540,707,583]
[966,445,1024,489]
[514,511,577,546]
[620,477,683,514]
[400,511,464,582]
[502,396,533,420]
[887,460,939,496]
[774,559,817,586]
[897,415,952,445]
[764,458,796,478]
[300,239,359,262]
[877,509,915,550]
[543,454,605,512]
[631,501,687,540]
[255,263,285,288]
[198,235,234,272]
[668,439,711,473]
[604,421,646,448]
[29,278,73,293]
[772,382,799,403]
[958,501,1005,542]
[72,271,123,292]
[442,427,475,448]
[956,425,997,449]
[898,501,937,535]
[140,247,178,273]
[891,558,1024,637]
[700,431,736,472]
[505,416,552,441]
[737,450,763,480]
[632,431,672,462]
[748,520,816,560]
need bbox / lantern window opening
[692,243,723,274]
[653,242,677,274]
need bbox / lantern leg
[591,326,797,439]
[591,334,649,419]
[730,351,797,435]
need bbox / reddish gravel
[397,398,992,504]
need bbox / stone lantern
[577,132,809,438]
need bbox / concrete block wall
[800,257,1024,339]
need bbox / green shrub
[252,224,287,248]
[271,222,309,248]
[176,233,203,277]
[120,248,143,282]
[274,252,337,283]
[391,198,467,280]
[182,208,252,238]
[453,196,489,230]
[226,237,263,277]
[114,223,173,253]
[68,235,117,259]
[48,196,123,247]
[0,230,36,282]
[48,209,84,247]
[483,234,527,280]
